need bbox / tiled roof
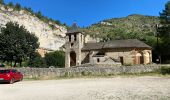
[82,39,151,50]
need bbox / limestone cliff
[0,5,67,50]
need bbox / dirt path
[0,76,170,100]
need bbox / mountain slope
[84,14,159,41]
[0,4,67,50]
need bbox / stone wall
[15,65,160,79]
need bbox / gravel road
[0,76,170,100]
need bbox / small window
[120,57,124,65]
[96,52,105,56]
[69,35,71,42]
[71,43,74,47]
[97,58,100,62]
[74,34,77,41]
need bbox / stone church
[65,23,152,67]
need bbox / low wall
[15,65,161,79]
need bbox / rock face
[0,5,67,50]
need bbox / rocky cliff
[0,5,67,50]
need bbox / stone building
[65,24,152,67]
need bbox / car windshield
[0,70,10,74]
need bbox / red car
[0,69,23,84]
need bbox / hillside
[84,14,159,42]
[0,3,160,50]
[0,4,67,50]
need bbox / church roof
[82,39,151,50]
[66,23,83,34]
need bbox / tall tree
[158,1,170,62]
[0,22,39,67]
[15,3,21,10]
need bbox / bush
[160,66,170,75]
[7,2,14,7]
[28,53,47,68]
[15,3,21,11]
[45,51,65,68]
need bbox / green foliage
[45,51,65,68]
[84,14,158,45]
[34,11,64,27]
[35,11,43,19]
[0,0,4,4]
[160,66,170,75]
[14,3,21,11]
[83,14,159,63]
[28,53,47,68]
[24,7,34,14]
[157,1,170,62]
[7,2,14,7]
[0,22,39,67]
[54,20,61,25]
[85,14,158,37]
[50,24,55,30]
[3,2,67,27]
[81,71,92,76]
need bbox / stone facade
[65,24,152,68]
[80,49,152,66]
[65,32,84,67]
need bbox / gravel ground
[0,76,170,100]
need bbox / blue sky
[4,0,169,27]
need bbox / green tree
[45,51,65,68]
[15,3,21,11]
[35,11,42,19]
[54,20,61,25]
[0,22,39,67]
[158,1,170,62]
[28,53,46,67]
[7,2,14,7]
[0,0,4,4]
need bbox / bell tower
[65,23,85,67]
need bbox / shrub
[160,66,170,75]
[45,51,65,68]
[7,2,14,7]
[28,53,47,68]
[15,3,21,11]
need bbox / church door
[70,51,76,66]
